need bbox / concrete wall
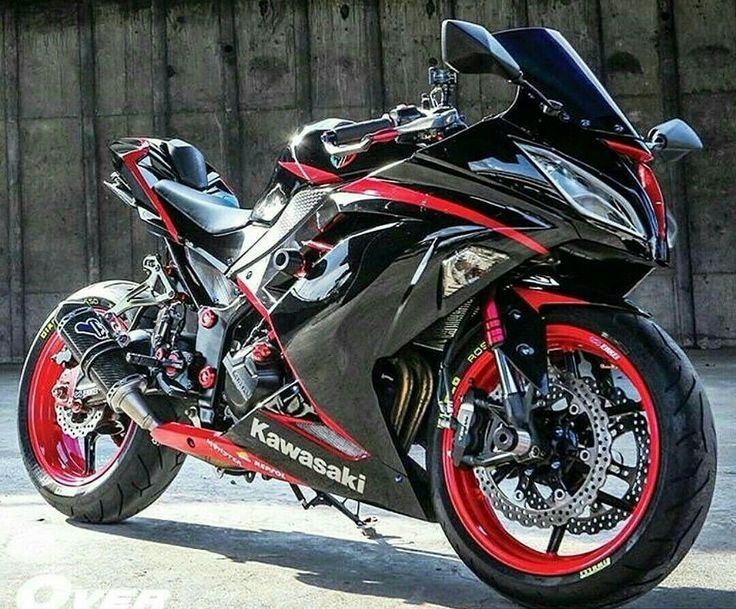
[0,0,734,361]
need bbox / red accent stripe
[121,143,181,242]
[370,128,399,143]
[304,239,334,253]
[513,286,587,312]
[235,278,370,458]
[637,163,667,240]
[604,140,666,241]
[340,177,548,255]
[278,161,342,185]
[151,422,301,483]
[603,139,653,163]
[261,411,369,461]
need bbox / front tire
[428,307,716,609]
[17,281,186,523]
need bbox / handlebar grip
[325,117,394,145]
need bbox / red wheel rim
[27,330,132,486]
[442,324,660,576]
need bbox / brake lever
[322,108,460,158]
[322,136,374,158]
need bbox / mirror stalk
[515,75,563,117]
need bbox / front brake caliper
[451,388,477,466]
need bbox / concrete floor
[1,351,734,609]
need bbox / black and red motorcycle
[18,20,715,608]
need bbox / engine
[223,337,313,420]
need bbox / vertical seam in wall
[670,0,697,344]
[79,0,101,284]
[595,0,607,84]
[4,5,24,359]
[658,0,696,345]
[219,0,243,200]
[372,0,387,115]
[300,0,313,124]
[150,0,170,266]
[516,0,529,27]
[152,0,169,137]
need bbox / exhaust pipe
[388,353,434,451]
[55,303,160,430]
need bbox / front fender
[491,286,648,392]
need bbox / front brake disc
[474,374,612,529]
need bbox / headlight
[441,246,509,297]
[520,144,647,239]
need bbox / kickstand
[290,484,379,539]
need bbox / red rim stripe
[443,324,660,576]
[340,177,549,255]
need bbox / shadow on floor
[72,517,735,609]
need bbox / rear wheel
[18,282,185,523]
[429,307,716,608]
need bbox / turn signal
[441,246,509,297]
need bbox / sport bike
[19,20,715,609]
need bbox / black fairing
[420,113,659,261]
[275,118,421,183]
[107,53,663,517]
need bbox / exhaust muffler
[55,303,160,430]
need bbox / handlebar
[321,106,462,158]
[323,117,394,146]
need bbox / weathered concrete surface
[1,0,736,361]
[0,353,734,609]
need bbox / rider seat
[153,180,251,236]
[165,139,209,190]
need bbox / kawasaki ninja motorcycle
[18,20,715,609]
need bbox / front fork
[446,289,547,467]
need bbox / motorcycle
[18,19,715,609]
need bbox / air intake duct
[55,303,159,430]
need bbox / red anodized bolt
[198,365,216,389]
[251,342,273,362]
[198,307,218,329]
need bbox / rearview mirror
[648,118,703,162]
[442,20,523,82]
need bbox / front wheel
[429,307,716,609]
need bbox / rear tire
[428,307,716,609]
[18,281,186,523]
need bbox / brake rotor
[566,386,651,534]
[474,373,613,529]
[52,367,105,439]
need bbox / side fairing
[225,155,578,518]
